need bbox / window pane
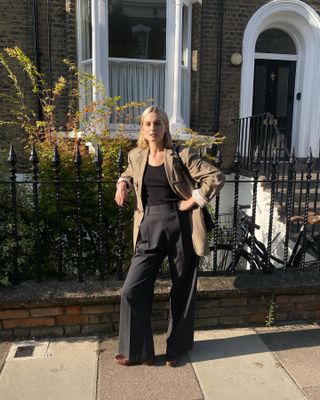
[79,61,93,110]
[256,29,296,55]
[80,0,92,60]
[109,0,166,60]
[182,5,188,66]
[181,68,188,123]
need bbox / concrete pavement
[0,323,319,400]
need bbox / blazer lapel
[165,147,179,184]
[137,148,149,200]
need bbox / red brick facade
[0,0,77,145]
[0,275,319,339]
[0,0,320,152]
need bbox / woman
[114,106,225,367]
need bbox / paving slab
[97,334,204,400]
[0,342,10,373]
[256,323,320,400]
[0,337,99,400]
[189,328,307,400]
[304,386,320,400]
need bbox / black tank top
[142,163,180,206]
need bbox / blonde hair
[137,106,172,149]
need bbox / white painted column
[170,0,185,132]
[92,0,109,100]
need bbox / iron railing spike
[117,146,123,162]
[215,148,223,167]
[95,144,103,166]
[252,145,260,164]
[8,143,17,163]
[271,148,278,167]
[30,142,39,163]
[74,143,82,165]
[306,147,313,172]
[52,144,61,166]
[289,148,296,166]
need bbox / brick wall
[0,0,77,148]
[1,0,320,157]
[0,272,319,339]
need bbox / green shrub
[0,47,225,285]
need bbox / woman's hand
[178,197,197,211]
[115,182,128,207]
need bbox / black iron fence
[236,113,320,216]
[0,143,133,285]
[209,147,320,274]
[0,142,319,285]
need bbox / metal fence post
[30,143,41,281]
[74,143,83,282]
[8,144,19,283]
[117,146,124,280]
[250,146,260,272]
[213,149,222,272]
[95,144,106,280]
[300,149,313,270]
[231,149,241,273]
[52,144,63,279]
[266,150,278,273]
[283,149,296,268]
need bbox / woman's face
[142,112,166,147]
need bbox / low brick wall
[0,270,320,339]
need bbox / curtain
[109,60,165,121]
[80,0,92,61]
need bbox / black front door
[253,59,296,149]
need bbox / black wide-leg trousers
[118,203,200,363]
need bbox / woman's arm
[115,152,134,207]
[179,147,225,207]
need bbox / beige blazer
[118,146,225,256]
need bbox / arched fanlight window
[255,29,297,54]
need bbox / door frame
[239,0,320,157]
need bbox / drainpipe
[32,0,43,121]
[214,0,224,132]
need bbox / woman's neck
[148,143,164,156]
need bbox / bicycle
[286,212,320,269]
[210,205,284,272]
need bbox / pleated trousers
[118,203,199,363]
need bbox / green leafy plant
[0,46,225,284]
[0,47,146,283]
[265,296,276,327]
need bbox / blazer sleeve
[180,147,225,207]
[117,151,134,189]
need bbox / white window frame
[77,0,200,132]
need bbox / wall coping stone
[0,270,319,309]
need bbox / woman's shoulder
[128,146,147,159]
[175,144,197,162]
